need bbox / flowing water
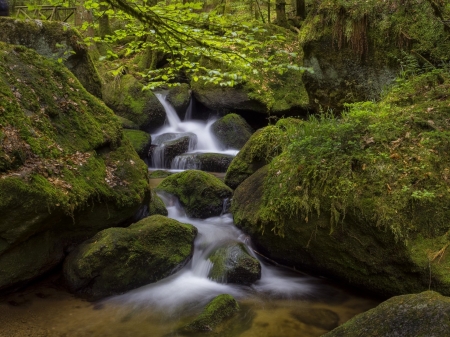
[150,94,238,170]
[0,193,379,337]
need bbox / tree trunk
[295,0,305,19]
[275,0,287,27]
[98,5,112,39]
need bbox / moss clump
[324,291,450,337]
[184,294,240,332]
[166,83,190,117]
[231,71,450,296]
[149,170,173,178]
[102,74,165,130]
[224,119,301,189]
[156,170,233,218]
[123,129,151,158]
[117,116,139,129]
[149,189,168,216]
[208,243,261,285]
[63,215,197,300]
[211,113,254,150]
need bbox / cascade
[150,94,238,170]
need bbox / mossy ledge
[0,42,149,292]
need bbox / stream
[0,95,380,336]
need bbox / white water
[151,94,238,169]
[108,193,315,314]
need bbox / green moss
[149,170,173,178]
[156,170,232,218]
[117,116,139,129]
[63,215,197,299]
[123,129,151,157]
[184,294,240,332]
[211,113,254,150]
[149,189,168,216]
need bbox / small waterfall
[155,93,181,129]
[171,154,201,170]
[185,98,193,121]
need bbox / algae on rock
[211,113,254,150]
[63,215,197,300]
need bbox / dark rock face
[211,113,254,150]
[0,17,102,98]
[150,133,198,168]
[303,37,396,112]
[171,153,234,172]
[156,170,233,218]
[208,243,261,285]
[324,291,450,337]
[183,294,240,332]
[63,215,197,300]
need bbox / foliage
[259,69,450,240]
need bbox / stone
[211,113,254,150]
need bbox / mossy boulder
[0,42,149,292]
[231,72,450,297]
[123,129,152,158]
[117,116,139,130]
[166,83,190,118]
[224,119,300,189]
[184,294,240,332]
[102,74,166,131]
[208,243,261,285]
[149,189,168,216]
[63,215,197,300]
[171,153,234,172]
[324,291,450,337]
[211,113,254,150]
[0,17,102,98]
[156,170,233,218]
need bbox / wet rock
[63,215,197,300]
[324,291,450,337]
[184,294,240,332]
[156,170,233,218]
[150,133,198,168]
[102,74,166,131]
[172,153,234,172]
[166,83,191,118]
[291,308,339,331]
[211,113,254,150]
[149,189,168,216]
[123,129,152,158]
[0,18,102,98]
[208,243,261,285]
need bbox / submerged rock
[156,170,233,218]
[184,294,240,332]
[123,129,152,158]
[208,243,261,285]
[0,17,102,98]
[149,189,168,216]
[63,215,197,300]
[102,74,166,131]
[0,42,149,292]
[324,291,450,337]
[171,153,234,172]
[291,308,339,331]
[211,113,254,150]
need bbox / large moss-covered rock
[184,294,240,332]
[208,243,261,285]
[324,291,450,337]
[166,83,190,118]
[0,17,102,98]
[149,189,168,216]
[123,129,151,158]
[102,74,166,131]
[171,153,234,172]
[211,113,254,150]
[232,72,450,297]
[156,170,233,218]
[0,42,149,292]
[63,215,197,300]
